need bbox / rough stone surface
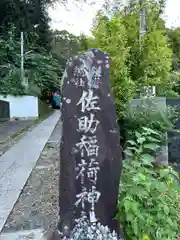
[59,49,122,238]
[1,121,61,239]
[0,111,60,233]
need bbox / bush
[116,127,180,240]
[0,27,63,97]
[119,99,179,149]
[38,99,54,119]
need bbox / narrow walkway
[0,111,60,233]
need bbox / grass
[38,99,54,120]
[10,125,33,139]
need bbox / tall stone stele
[56,49,122,240]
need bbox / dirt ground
[1,121,61,238]
[0,122,36,156]
[0,120,33,142]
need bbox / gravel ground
[2,121,62,239]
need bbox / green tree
[91,13,135,117]
[0,26,63,96]
[78,34,90,52]
[0,0,53,50]
[167,28,180,96]
[96,0,172,96]
[121,0,172,94]
[139,29,172,95]
[88,0,174,114]
[167,28,180,70]
[52,30,81,60]
[0,0,97,50]
[0,0,98,98]
[0,27,26,96]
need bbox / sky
[49,0,180,36]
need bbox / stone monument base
[49,217,122,240]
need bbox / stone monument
[55,49,122,239]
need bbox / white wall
[0,95,38,119]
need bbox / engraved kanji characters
[75,89,101,222]
[75,187,88,209]
[75,186,100,209]
[76,159,100,188]
[76,135,99,157]
[88,186,101,223]
[76,159,87,183]
[77,90,100,113]
[87,165,100,184]
[87,158,100,183]
[87,186,101,203]
[78,113,99,134]
[73,66,86,87]
[91,66,101,89]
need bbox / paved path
[0,111,60,233]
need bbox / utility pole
[139,0,146,44]
[21,31,25,85]
[20,32,33,88]
[139,0,156,97]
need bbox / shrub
[116,127,180,240]
[119,99,179,150]
[121,99,178,134]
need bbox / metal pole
[139,0,146,42]
[139,0,147,96]
[139,0,156,97]
[21,32,25,85]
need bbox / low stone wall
[0,95,38,119]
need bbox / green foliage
[0,27,62,96]
[0,1,97,97]
[25,51,62,94]
[52,30,81,60]
[119,99,180,163]
[167,28,180,70]
[89,0,174,115]
[78,34,92,52]
[121,99,178,137]
[91,13,135,117]
[116,127,180,240]
[0,30,26,95]
[156,71,180,98]
[173,72,180,96]
[121,0,172,91]
[0,0,54,50]
[38,99,54,119]
[139,30,172,88]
